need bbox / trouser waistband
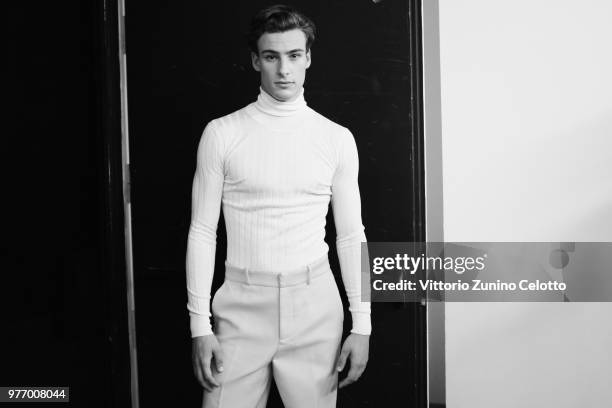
[224,255,330,287]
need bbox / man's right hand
[192,334,224,391]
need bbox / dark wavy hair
[247,5,316,54]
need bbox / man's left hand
[336,333,370,388]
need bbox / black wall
[5,1,131,407]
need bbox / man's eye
[290,54,301,59]
[264,55,277,61]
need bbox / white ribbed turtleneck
[254,86,307,116]
[186,87,370,337]
[245,87,309,131]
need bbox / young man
[186,5,370,407]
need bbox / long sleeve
[186,122,225,337]
[331,128,371,335]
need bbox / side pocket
[327,272,345,323]
[211,281,227,316]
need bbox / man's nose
[278,57,290,77]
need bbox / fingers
[336,346,350,373]
[202,349,220,390]
[338,358,366,389]
[193,356,217,391]
[192,338,221,391]
[337,341,368,389]
[213,347,225,373]
[192,358,206,389]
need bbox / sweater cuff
[189,313,213,338]
[350,311,371,335]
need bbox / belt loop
[244,267,250,285]
[307,265,312,285]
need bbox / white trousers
[202,256,344,408]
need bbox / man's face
[251,29,311,102]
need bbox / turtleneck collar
[254,86,307,117]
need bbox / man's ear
[305,49,312,69]
[251,52,261,72]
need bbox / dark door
[6,0,132,406]
[126,1,425,406]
